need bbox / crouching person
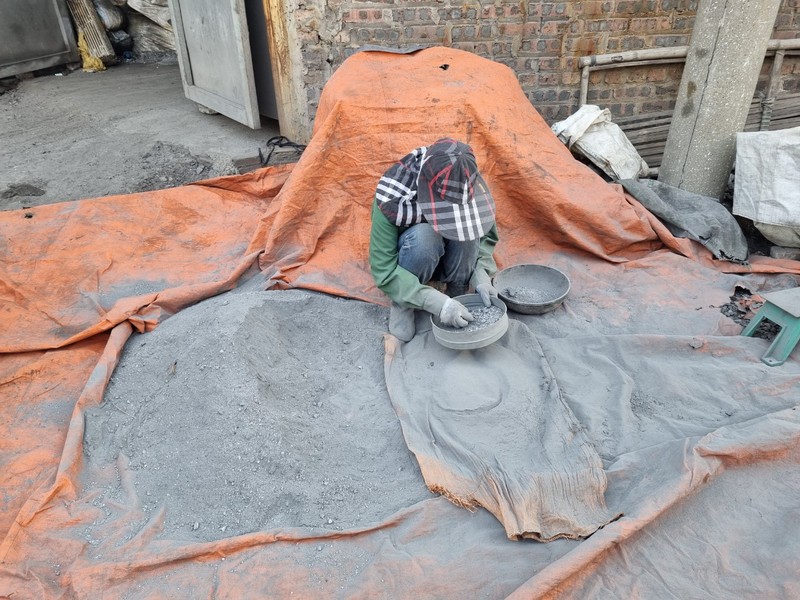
[369,138,500,341]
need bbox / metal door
[0,0,79,78]
[168,0,262,129]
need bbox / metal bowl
[494,264,571,315]
[431,294,508,350]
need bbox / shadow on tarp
[2,46,800,598]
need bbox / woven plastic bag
[552,105,649,181]
[733,126,800,248]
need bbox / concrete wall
[289,0,800,128]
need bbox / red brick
[586,19,610,32]
[616,1,658,15]
[538,72,560,86]
[563,36,602,54]
[557,89,572,102]
[587,88,613,102]
[526,3,543,18]
[539,57,560,71]
[659,0,697,11]
[472,42,493,56]
[616,35,646,50]
[641,100,675,112]
[451,25,477,41]
[583,0,614,16]
[611,18,631,31]
[653,34,689,47]
[629,16,672,31]
[541,19,569,35]
[536,38,562,53]
[391,7,435,24]
[498,22,539,37]
[402,24,446,41]
[603,70,626,85]
[451,42,477,53]
[492,41,514,55]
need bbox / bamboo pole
[761,50,786,130]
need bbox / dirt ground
[0,60,300,211]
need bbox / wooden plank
[128,0,172,30]
[771,116,800,129]
[612,110,674,125]
[64,0,116,65]
[263,0,310,142]
[622,124,673,137]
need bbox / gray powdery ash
[440,305,504,333]
[502,287,554,305]
[83,289,429,542]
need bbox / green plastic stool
[740,287,800,366]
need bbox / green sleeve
[369,202,448,314]
[469,224,500,289]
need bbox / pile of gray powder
[83,289,430,542]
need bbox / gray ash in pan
[502,287,554,305]
[440,305,504,332]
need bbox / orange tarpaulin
[2,47,800,598]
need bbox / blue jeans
[397,223,479,295]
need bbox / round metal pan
[494,264,570,315]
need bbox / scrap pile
[65,0,175,70]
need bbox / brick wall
[297,0,800,126]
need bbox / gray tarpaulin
[621,178,749,263]
[383,320,619,542]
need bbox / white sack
[733,127,800,229]
[551,105,649,181]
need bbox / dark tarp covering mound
[2,47,800,598]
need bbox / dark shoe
[389,303,416,341]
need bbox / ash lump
[502,287,554,305]
[440,305,503,333]
[83,290,429,542]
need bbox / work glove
[439,298,474,328]
[475,282,499,307]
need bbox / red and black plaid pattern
[375,146,426,228]
[375,139,495,242]
[416,139,495,242]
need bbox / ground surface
[0,60,292,210]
